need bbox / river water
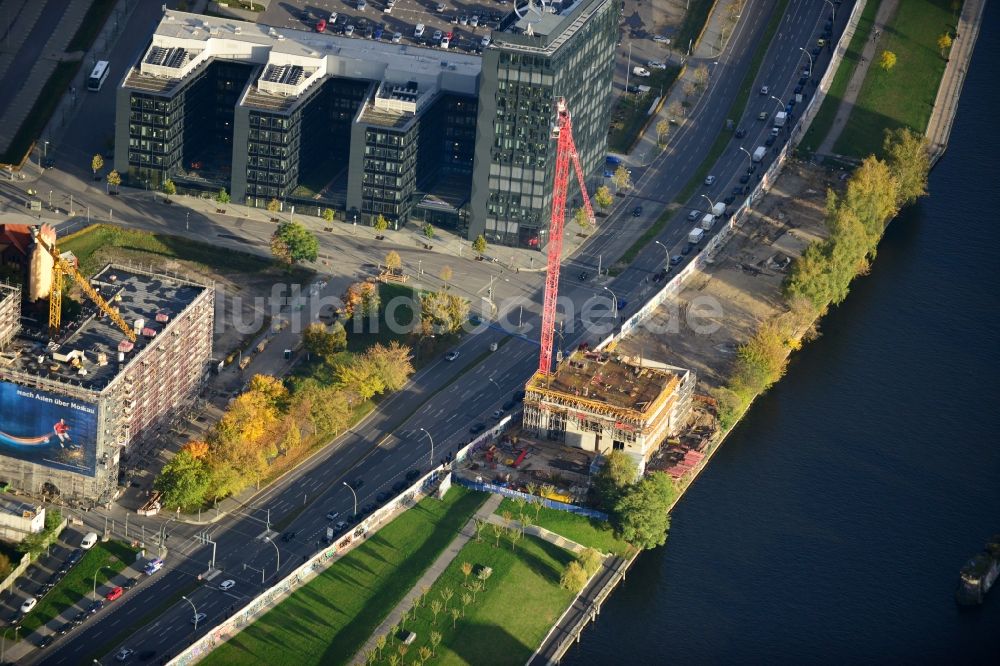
[566,6,1000,664]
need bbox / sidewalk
[350,493,503,665]
[483,513,590,556]
[815,0,900,156]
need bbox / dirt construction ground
[617,161,842,391]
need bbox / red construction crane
[538,98,595,375]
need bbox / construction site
[0,224,214,504]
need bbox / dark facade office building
[115,1,617,248]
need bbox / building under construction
[0,258,214,504]
[522,351,695,474]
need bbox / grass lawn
[59,224,309,279]
[497,499,631,556]
[201,487,488,666]
[673,0,790,205]
[608,66,681,153]
[371,534,577,666]
[18,540,137,638]
[0,61,80,165]
[798,0,883,155]
[833,0,955,158]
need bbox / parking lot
[259,0,513,54]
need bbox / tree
[461,561,473,586]
[441,585,454,610]
[439,265,453,288]
[323,208,335,222]
[937,32,953,57]
[376,635,387,660]
[303,322,346,358]
[430,599,442,624]
[879,50,897,71]
[470,579,484,602]
[474,517,487,542]
[844,155,900,240]
[419,645,432,663]
[385,250,402,274]
[460,592,472,616]
[614,471,677,550]
[155,449,210,509]
[472,234,487,256]
[579,548,603,576]
[560,560,589,592]
[397,644,408,665]
[883,128,929,207]
[682,80,697,98]
[476,566,493,590]
[420,290,470,334]
[508,526,522,550]
[666,100,685,124]
[573,206,593,230]
[612,164,632,191]
[692,64,710,88]
[373,214,390,234]
[162,179,177,196]
[343,282,380,319]
[451,607,461,628]
[592,450,636,510]
[491,522,504,547]
[106,169,121,194]
[267,197,281,213]
[364,341,415,392]
[430,631,442,656]
[216,188,231,204]
[423,223,435,240]
[271,220,319,265]
[594,185,613,210]
[91,153,104,178]
[656,119,671,147]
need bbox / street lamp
[342,481,357,518]
[770,95,786,113]
[822,0,836,21]
[2,627,20,662]
[738,146,753,166]
[43,140,49,159]
[186,212,190,230]
[92,565,115,598]
[602,286,618,319]
[700,194,716,212]
[181,595,199,631]
[417,427,434,466]
[267,538,280,576]
[799,47,814,78]
[487,377,502,393]
[653,240,670,264]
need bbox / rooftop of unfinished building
[0,265,208,393]
[527,350,680,416]
[0,493,41,518]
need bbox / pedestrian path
[350,493,503,665]
[484,513,590,556]
[815,0,900,156]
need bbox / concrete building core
[115,0,618,248]
[0,265,214,504]
[522,351,696,474]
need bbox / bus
[87,60,110,91]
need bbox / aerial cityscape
[0,0,995,664]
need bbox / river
[565,5,1000,663]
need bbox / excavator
[31,227,137,343]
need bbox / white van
[414,23,425,38]
[81,531,98,550]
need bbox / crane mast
[538,99,595,375]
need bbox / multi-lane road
[3,1,854,663]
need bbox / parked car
[376,491,391,503]
[334,520,349,533]
[647,60,667,69]
[704,175,716,186]
[143,558,164,575]
[469,422,487,435]
[653,34,670,44]
[325,510,341,521]
[392,481,408,493]
[123,577,138,590]
[81,532,98,550]
[88,599,104,615]
[405,469,422,481]
[670,255,683,266]
[758,111,768,121]
[20,597,37,613]
[739,174,750,184]
[765,135,776,147]
[37,635,54,649]
[492,408,505,419]
[502,399,517,410]
[105,586,123,601]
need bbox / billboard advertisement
[0,381,98,476]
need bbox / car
[605,155,622,166]
[349,478,365,490]
[376,491,391,503]
[392,481,407,493]
[334,520,349,533]
[578,270,589,281]
[794,84,803,95]
[88,599,104,615]
[190,612,207,625]
[344,24,355,36]
[817,38,827,47]
[502,399,516,410]
[123,577,138,590]
[280,531,296,542]
[105,586,123,601]
[723,195,735,205]
[383,0,395,12]
[116,648,135,661]
[681,244,692,256]
[315,19,327,32]
[764,135,776,147]
[459,14,468,25]
[653,34,670,44]
[20,597,37,613]
[435,2,446,11]
[735,127,746,138]
[492,408,504,419]
[759,85,769,95]
[356,0,367,8]
[37,635,54,649]
[362,503,377,515]
[747,164,757,174]
[329,11,338,22]
[57,623,72,635]
[405,469,422,481]
[73,610,88,624]
[391,31,402,43]
[414,22,425,37]
[632,67,651,77]
[687,210,700,221]
[469,422,487,435]
[732,186,743,196]
[471,15,480,27]
[811,46,821,57]
[625,84,641,94]
[444,350,460,361]
[770,127,780,137]
[742,184,752,195]
[647,60,667,69]
[373,24,384,39]
[325,510,340,521]
[81,532,98,550]
[219,579,236,592]
[758,111,768,121]
[670,255,683,266]
[513,389,526,402]
[632,205,642,217]
[58,563,70,575]
[143,558,164,575]
[481,35,491,47]
[739,174,750,184]
[704,175,716,186]
[440,36,450,49]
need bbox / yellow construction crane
[32,228,137,342]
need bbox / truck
[711,202,726,218]
[774,111,788,127]
[688,227,705,244]
[700,213,716,231]
[752,146,766,162]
